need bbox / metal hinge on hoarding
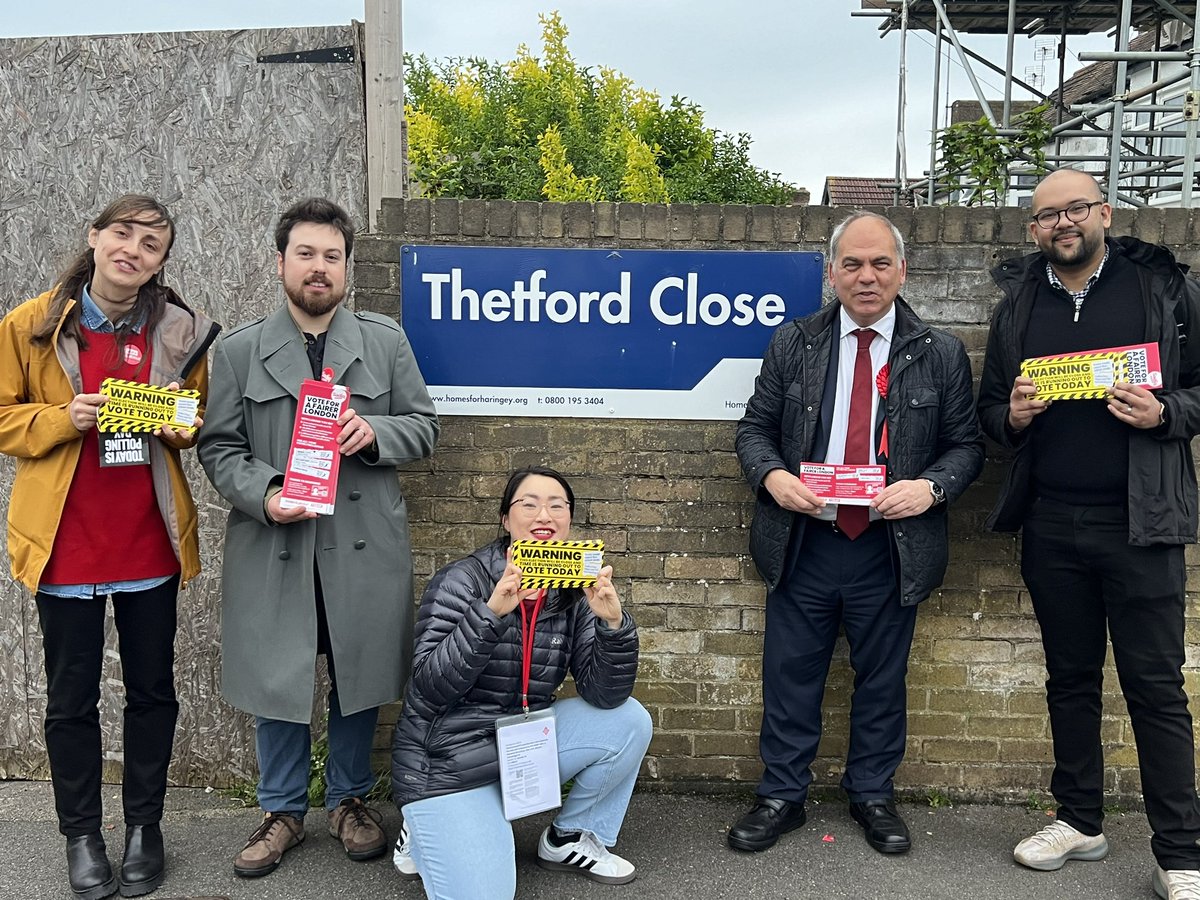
[257,46,355,64]
[1184,91,1198,122]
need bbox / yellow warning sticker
[512,539,605,589]
[96,378,200,434]
[1019,351,1126,400]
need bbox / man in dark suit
[730,211,983,855]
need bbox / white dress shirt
[814,303,895,522]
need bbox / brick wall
[363,198,1200,806]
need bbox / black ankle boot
[66,833,117,900]
[119,824,164,897]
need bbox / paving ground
[0,781,1167,899]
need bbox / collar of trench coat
[258,303,366,399]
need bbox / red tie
[837,328,876,540]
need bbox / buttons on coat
[354,540,366,549]
[349,490,361,500]
[278,550,290,560]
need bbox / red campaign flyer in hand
[279,379,349,515]
[1106,342,1162,389]
[798,463,886,506]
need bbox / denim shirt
[39,285,173,599]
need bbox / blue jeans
[402,697,652,900]
[256,687,379,814]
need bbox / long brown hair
[32,194,181,348]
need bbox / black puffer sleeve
[569,606,639,710]
[406,546,509,716]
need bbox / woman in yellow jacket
[0,195,219,900]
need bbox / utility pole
[365,0,405,230]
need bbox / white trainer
[536,827,636,885]
[392,821,420,881]
[1013,819,1109,871]
[1154,866,1200,900]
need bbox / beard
[1040,227,1103,271]
[285,278,345,317]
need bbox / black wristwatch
[926,479,946,505]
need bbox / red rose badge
[875,363,890,457]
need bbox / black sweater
[1022,252,1144,506]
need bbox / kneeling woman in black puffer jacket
[390,465,651,899]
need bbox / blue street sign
[400,245,823,419]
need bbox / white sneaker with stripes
[536,827,636,884]
[391,821,420,881]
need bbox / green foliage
[1024,791,1055,813]
[367,768,393,803]
[307,729,329,808]
[938,103,1053,206]
[405,11,795,204]
[926,788,953,809]
[219,778,259,808]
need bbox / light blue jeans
[255,687,379,814]
[402,697,652,900]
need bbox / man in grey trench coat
[198,198,439,878]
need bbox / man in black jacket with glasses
[978,168,1200,900]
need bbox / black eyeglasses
[1032,201,1104,230]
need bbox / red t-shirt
[41,331,179,585]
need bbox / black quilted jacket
[391,538,639,807]
[736,297,984,605]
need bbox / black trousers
[1022,499,1200,868]
[36,577,180,837]
[757,520,918,804]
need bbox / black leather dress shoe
[727,797,807,852]
[66,833,117,900]
[119,824,164,897]
[850,799,911,854]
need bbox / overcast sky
[4,1,1116,196]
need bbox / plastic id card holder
[495,708,561,821]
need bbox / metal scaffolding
[853,0,1200,207]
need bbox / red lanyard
[518,589,547,714]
